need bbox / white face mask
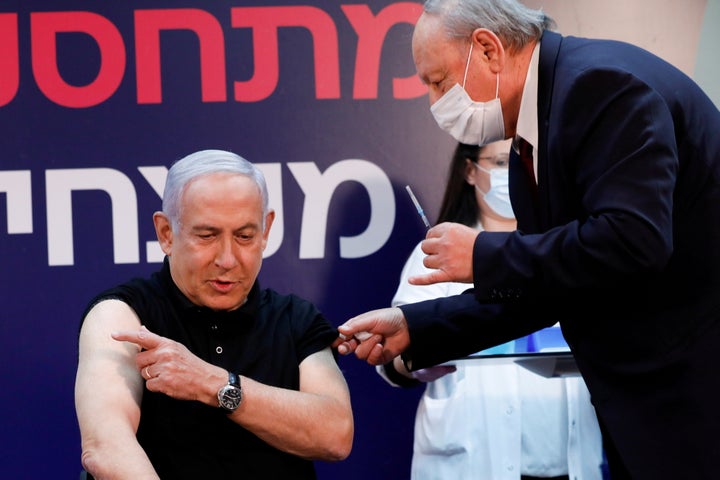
[474,164,514,219]
[430,42,505,146]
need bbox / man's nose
[214,238,239,269]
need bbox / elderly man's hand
[334,307,411,365]
[409,222,478,285]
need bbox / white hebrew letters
[288,159,394,259]
[137,166,167,263]
[0,170,33,233]
[11,159,393,266]
[46,168,139,266]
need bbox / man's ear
[153,212,173,255]
[471,28,505,73]
[261,209,276,251]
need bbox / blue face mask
[474,164,514,219]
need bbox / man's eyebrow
[190,224,216,230]
[234,224,260,233]
[188,224,220,233]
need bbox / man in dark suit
[335,0,720,478]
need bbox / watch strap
[227,371,240,387]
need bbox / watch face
[219,385,242,411]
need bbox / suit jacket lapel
[534,31,563,231]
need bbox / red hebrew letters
[30,11,126,108]
[0,14,19,107]
[0,3,426,108]
[342,3,426,99]
[134,9,227,104]
[231,6,340,101]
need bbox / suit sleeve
[399,294,552,370]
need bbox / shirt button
[216,346,223,354]
[211,324,218,331]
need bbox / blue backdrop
[0,1,456,478]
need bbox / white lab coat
[378,242,604,480]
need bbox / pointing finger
[112,326,162,350]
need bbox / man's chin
[202,293,246,312]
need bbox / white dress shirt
[515,42,541,182]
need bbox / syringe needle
[405,185,430,228]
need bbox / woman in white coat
[378,139,605,480]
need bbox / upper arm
[75,299,144,439]
[297,348,350,407]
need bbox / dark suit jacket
[400,31,720,478]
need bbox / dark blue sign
[0,1,456,478]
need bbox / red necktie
[518,138,536,189]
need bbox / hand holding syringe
[335,307,411,362]
[338,331,374,342]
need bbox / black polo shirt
[82,257,338,479]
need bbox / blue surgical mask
[430,42,505,146]
[474,164,514,219]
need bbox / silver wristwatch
[217,371,242,413]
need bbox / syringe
[405,185,430,228]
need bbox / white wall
[524,0,718,106]
[695,0,720,107]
